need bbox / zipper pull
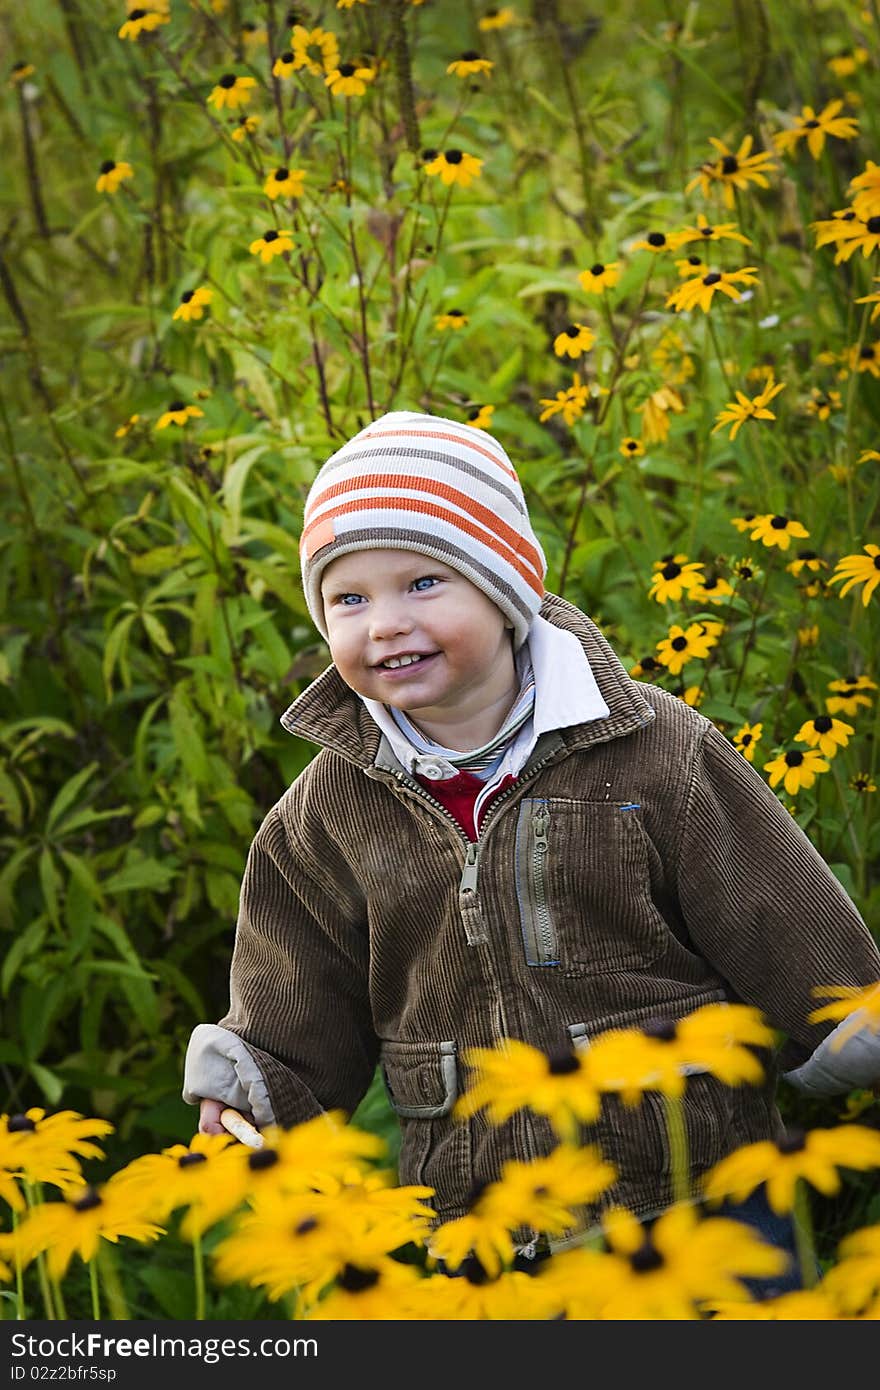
[459,842,487,946]
[533,808,549,852]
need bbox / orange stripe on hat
[358,427,520,483]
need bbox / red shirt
[414,768,517,840]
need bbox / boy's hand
[198,1098,229,1135]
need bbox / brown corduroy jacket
[216,593,880,1223]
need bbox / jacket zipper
[530,805,558,964]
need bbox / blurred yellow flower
[263,166,306,199]
[686,134,776,208]
[447,52,494,77]
[172,286,213,322]
[434,308,469,330]
[773,100,859,159]
[291,25,339,75]
[249,230,295,263]
[95,160,132,193]
[538,374,589,426]
[764,747,829,794]
[655,621,718,675]
[578,260,620,293]
[118,9,169,40]
[423,149,483,186]
[325,63,375,96]
[733,722,762,762]
[552,322,596,358]
[712,375,786,440]
[207,74,256,110]
[703,1126,880,1214]
[829,545,880,605]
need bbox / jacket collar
[279,592,655,769]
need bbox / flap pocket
[380,1039,458,1119]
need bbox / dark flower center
[770,515,788,528]
[671,636,688,651]
[813,716,832,733]
[777,1129,806,1154]
[799,549,818,559]
[874,556,880,570]
[640,656,659,670]
[546,1046,579,1074]
[7,1114,36,1132]
[72,1188,102,1212]
[294,1217,319,1235]
[804,119,820,129]
[461,1254,491,1284]
[625,440,639,450]
[590,262,605,275]
[248,1148,279,1170]
[564,324,580,337]
[421,148,438,161]
[867,217,880,234]
[643,1018,677,1041]
[460,50,481,60]
[129,8,147,17]
[100,160,116,174]
[784,751,804,767]
[445,149,463,163]
[661,562,682,579]
[687,255,702,265]
[263,230,279,242]
[219,74,237,88]
[738,565,754,578]
[178,1151,207,1167]
[630,1239,665,1273]
[448,308,464,316]
[860,345,876,358]
[180,290,194,303]
[279,51,294,64]
[168,400,186,411]
[339,63,355,76]
[338,1264,380,1293]
[273,168,291,181]
[721,155,738,174]
[741,733,753,745]
[703,272,722,285]
[699,225,714,236]
[647,232,666,247]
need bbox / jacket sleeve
[183,798,378,1129]
[675,723,880,1081]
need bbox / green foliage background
[1,0,878,1236]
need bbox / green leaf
[221,443,270,538]
[45,762,99,834]
[28,1062,64,1107]
[1,918,48,995]
[102,859,177,894]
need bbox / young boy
[184,409,880,1250]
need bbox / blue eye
[337,593,363,606]
[412,576,438,591]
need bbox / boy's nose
[368,601,413,641]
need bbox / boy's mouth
[373,651,439,672]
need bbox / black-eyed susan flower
[434,308,469,330]
[552,322,596,358]
[273,51,297,78]
[231,113,260,142]
[733,722,762,762]
[240,20,268,47]
[263,166,305,200]
[325,63,375,96]
[172,286,213,322]
[731,556,758,581]
[655,622,718,675]
[805,388,842,420]
[466,404,495,431]
[155,401,204,430]
[849,340,880,375]
[577,260,620,293]
[249,229,295,263]
[708,1288,840,1319]
[114,414,140,438]
[827,48,870,80]
[749,513,809,551]
[494,1146,617,1229]
[850,772,877,793]
[95,160,133,194]
[824,215,880,264]
[822,1222,880,1319]
[308,1258,427,1320]
[825,674,877,717]
[423,149,483,186]
[849,160,880,220]
[478,6,518,28]
[14,1184,163,1280]
[538,374,589,426]
[207,74,256,110]
[9,61,35,84]
[773,100,859,160]
[691,572,735,604]
[669,213,752,250]
[712,375,786,441]
[730,512,757,533]
[795,715,854,756]
[764,747,829,795]
[855,278,880,323]
[118,8,169,39]
[829,545,880,605]
[647,553,705,603]
[630,230,671,254]
[703,1126,880,1215]
[620,436,645,459]
[638,384,685,444]
[685,134,776,208]
[108,1132,239,1228]
[676,685,705,707]
[798,624,820,648]
[290,25,339,75]
[447,51,493,77]
[809,982,880,1051]
[456,1039,601,1141]
[859,449,880,465]
[667,266,759,314]
[630,654,663,679]
[0,1109,113,1208]
[675,254,709,278]
[416,1259,551,1321]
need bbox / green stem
[97,1243,129,1321]
[89,1259,101,1320]
[193,1228,206,1320]
[662,1091,691,1204]
[792,1180,818,1289]
[10,1205,26,1320]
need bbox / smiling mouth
[374,652,438,671]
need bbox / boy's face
[320,549,517,729]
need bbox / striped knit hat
[299,410,546,649]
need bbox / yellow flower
[675,254,709,278]
[677,685,704,707]
[552,322,596,358]
[652,330,695,385]
[708,1289,841,1319]
[95,160,133,194]
[629,654,663,679]
[666,266,759,313]
[172,286,213,322]
[456,1038,601,1140]
[538,374,589,427]
[249,229,295,263]
[828,545,880,605]
[805,387,842,419]
[763,747,829,795]
[748,513,809,551]
[240,21,267,47]
[703,1126,880,1215]
[773,100,859,160]
[712,375,786,440]
[447,52,494,77]
[855,278,880,323]
[206,74,256,110]
[685,133,776,208]
[808,982,880,1049]
[849,340,880,375]
[849,160,880,220]
[434,308,469,330]
[733,722,762,762]
[798,623,819,646]
[630,230,671,253]
[690,572,734,604]
[290,25,340,76]
[273,51,297,78]
[263,166,306,200]
[647,553,705,603]
[9,62,35,84]
[423,149,483,186]
[108,1132,240,1229]
[114,414,140,438]
[577,261,620,293]
[669,213,752,250]
[118,8,169,40]
[308,1258,427,1321]
[655,622,718,676]
[337,0,369,7]
[638,384,685,443]
[826,674,876,717]
[231,114,260,142]
[325,63,375,97]
[155,401,204,430]
[850,772,877,793]
[478,7,518,29]
[827,48,869,79]
[0,1109,113,1210]
[794,715,854,757]
[465,404,495,431]
[14,1184,163,1280]
[619,436,645,459]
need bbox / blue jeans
[715,1187,811,1298]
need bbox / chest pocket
[514,797,666,973]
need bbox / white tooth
[384,654,423,668]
